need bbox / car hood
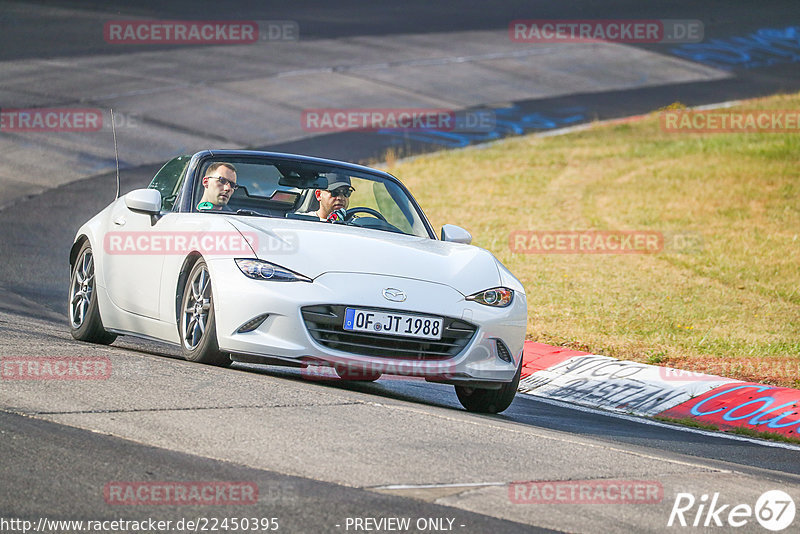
[225,217,503,295]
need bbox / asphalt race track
[2,1,800,532]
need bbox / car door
[102,156,190,319]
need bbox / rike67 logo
[668,490,796,531]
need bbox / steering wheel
[344,207,387,222]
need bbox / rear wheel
[179,260,230,366]
[455,356,522,414]
[69,242,116,344]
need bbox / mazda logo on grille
[382,288,407,302]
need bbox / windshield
[191,158,432,238]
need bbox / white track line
[373,481,507,490]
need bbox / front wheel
[179,260,230,366]
[455,357,522,414]
[69,242,116,344]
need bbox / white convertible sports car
[69,150,527,413]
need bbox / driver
[197,162,238,211]
[299,175,354,221]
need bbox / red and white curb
[520,341,800,441]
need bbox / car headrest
[296,189,319,212]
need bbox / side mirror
[441,224,472,244]
[124,189,162,214]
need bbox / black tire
[334,363,381,382]
[455,356,522,414]
[179,259,230,366]
[69,241,117,344]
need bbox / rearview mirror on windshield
[276,164,329,189]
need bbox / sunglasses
[328,187,353,198]
[207,176,239,190]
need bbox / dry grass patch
[384,93,800,386]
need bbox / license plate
[343,308,443,340]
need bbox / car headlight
[235,259,311,282]
[466,287,513,307]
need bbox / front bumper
[209,260,527,383]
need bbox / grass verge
[385,93,800,387]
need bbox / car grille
[301,305,477,359]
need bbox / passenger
[299,175,354,221]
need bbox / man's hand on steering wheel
[343,207,387,222]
